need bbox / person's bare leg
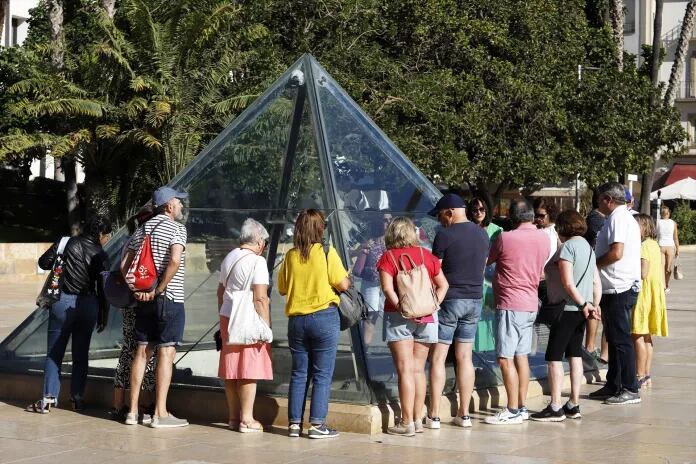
[389,340,415,423]
[645,335,654,381]
[600,331,609,362]
[548,361,564,407]
[454,342,475,417]
[128,345,152,416]
[515,355,530,409]
[585,319,598,352]
[237,380,258,425]
[428,343,449,418]
[412,342,431,424]
[568,357,583,405]
[224,380,240,424]
[498,358,519,410]
[154,346,176,418]
[633,334,647,378]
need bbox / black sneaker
[563,403,581,419]
[288,423,301,438]
[605,389,641,405]
[530,404,566,422]
[588,385,615,399]
[308,423,339,439]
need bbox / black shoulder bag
[536,249,593,326]
[323,245,369,331]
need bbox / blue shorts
[383,311,438,344]
[134,296,185,348]
[495,309,536,358]
[438,298,482,344]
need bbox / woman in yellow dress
[631,214,668,388]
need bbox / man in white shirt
[589,182,642,405]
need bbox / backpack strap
[386,250,400,271]
[57,237,70,255]
[398,250,419,272]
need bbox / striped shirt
[128,214,187,303]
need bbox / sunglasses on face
[535,213,547,219]
[471,207,486,213]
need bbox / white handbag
[225,255,273,345]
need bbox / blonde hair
[384,217,419,249]
[294,209,325,262]
[635,214,656,241]
[660,205,671,219]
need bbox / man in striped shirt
[121,186,188,428]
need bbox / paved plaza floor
[1,252,695,464]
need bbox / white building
[1,0,33,47]
[625,0,696,184]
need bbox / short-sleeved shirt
[127,214,187,303]
[278,243,348,317]
[376,246,442,313]
[431,222,489,300]
[488,223,548,312]
[544,237,596,312]
[218,248,269,318]
[595,205,641,294]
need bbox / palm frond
[211,94,258,115]
[11,98,105,118]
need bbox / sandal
[239,420,263,433]
[26,400,51,414]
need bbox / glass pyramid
[0,55,550,405]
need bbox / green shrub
[672,201,696,245]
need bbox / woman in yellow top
[278,209,350,439]
[631,214,668,388]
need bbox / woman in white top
[534,197,561,262]
[217,218,272,433]
[656,205,680,292]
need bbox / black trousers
[602,289,639,394]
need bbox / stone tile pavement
[0,251,695,464]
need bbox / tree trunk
[47,0,64,70]
[101,0,116,19]
[664,0,696,107]
[610,0,625,71]
[639,0,665,214]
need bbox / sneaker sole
[604,398,641,405]
[150,422,189,428]
[124,419,138,425]
[531,415,566,422]
[452,421,472,428]
[387,431,415,437]
[424,423,440,429]
[484,419,523,425]
[308,433,339,439]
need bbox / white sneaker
[424,416,441,429]
[519,406,529,420]
[452,416,472,428]
[484,408,523,425]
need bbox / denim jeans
[43,293,98,405]
[287,306,340,425]
[602,289,639,393]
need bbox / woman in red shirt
[377,217,449,436]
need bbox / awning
[651,177,696,200]
[652,163,696,190]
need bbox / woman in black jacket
[27,214,112,413]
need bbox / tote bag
[225,256,273,345]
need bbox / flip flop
[239,421,263,433]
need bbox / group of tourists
[26,180,674,439]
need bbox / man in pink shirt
[485,199,549,425]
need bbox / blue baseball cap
[624,187,632,202]
[428,193,467,217]
[153,186,188,208]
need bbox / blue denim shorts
[134,296,185,348]
[383,311,438,344]
[495,309,536,358]
[438,298,483,344]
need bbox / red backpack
[125,219,167,292]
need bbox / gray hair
[596,181,626,204]
[510,198,534,224]
[239,218,270,245]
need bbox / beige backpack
[386,248,439,319]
